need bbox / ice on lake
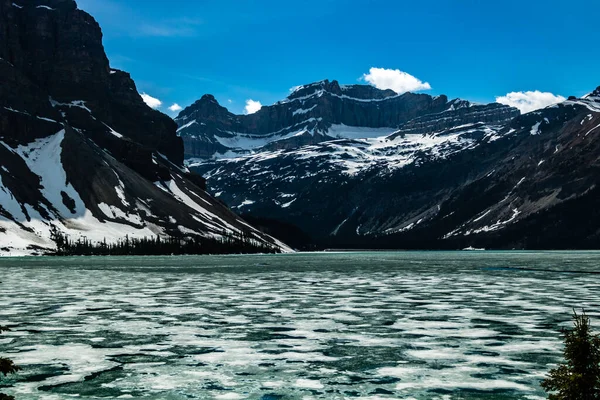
[1,251,599,399]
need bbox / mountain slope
[185,83,600,249]
[189,116,517,245]
[425,90,600,249]
[0,0,289,255]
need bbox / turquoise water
[0,251,599,399]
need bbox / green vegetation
[0,326,19,400]
[50,229,279,256]
[542,310,600,399]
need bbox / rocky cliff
[176,79,519,159]
[0,0,289,254]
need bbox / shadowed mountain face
[184,82,600,250]
[0,0,288,254]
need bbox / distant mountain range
[180,80,600,250]
[0,0,288,255]
[176,79,518,160]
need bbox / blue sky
[77,0,600,116]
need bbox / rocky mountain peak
[339,84,398,100]
[285,79,402,103]
[200,94,219,103]
[287,79,343,100]
[177,77,519,160]
[177,94,231,125]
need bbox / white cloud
[168,103,182,112]
[244,99,262,115]
[362,67,431,94]
[496,90,566,114]
[140,93,162,109]
[227,99,233,104]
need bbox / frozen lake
[1,251,599,399]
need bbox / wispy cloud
[244,99,262,114]
[140,93,162,109]
[137,17,203,38]
[361,67,431,94]
[496,90,566,114]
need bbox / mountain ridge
[184,82,600,250]
[0,0,289,255]
[176,79,519,160]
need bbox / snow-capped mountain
[187,112,518,248]
[180,82,519,248]
[0,0,289,255]
[176,79,518,160]
[183,81,600,249]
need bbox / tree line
[50,228,279,256]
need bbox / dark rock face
[0,0,286,254]
[176,79,519,159]
[434,95,600,249]
[1,0,106,100]
[0,0,182,165]
[389,101,518,137]
[189,86,600,250]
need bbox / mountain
[176,79,518,159]
[424,90,600,249]
[0,0,289,255]
[183,82,600,250]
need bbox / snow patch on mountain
[14,130,81,216]
[204,122,396,159]
[0,130,161,255]
[190,123,507,193]
[327,125,398,140]
[0,130,290,255]
[49,98,92,113]
[177,120,198,133]
[213,128,311,155]
[564,95,600,113]
[292,105,317,116]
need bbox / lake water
[0,251,599,399]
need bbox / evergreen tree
[542,310,600,399]
[0,326,19,400]
[48,230,278,256]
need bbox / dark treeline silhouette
[50,228,279,256]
